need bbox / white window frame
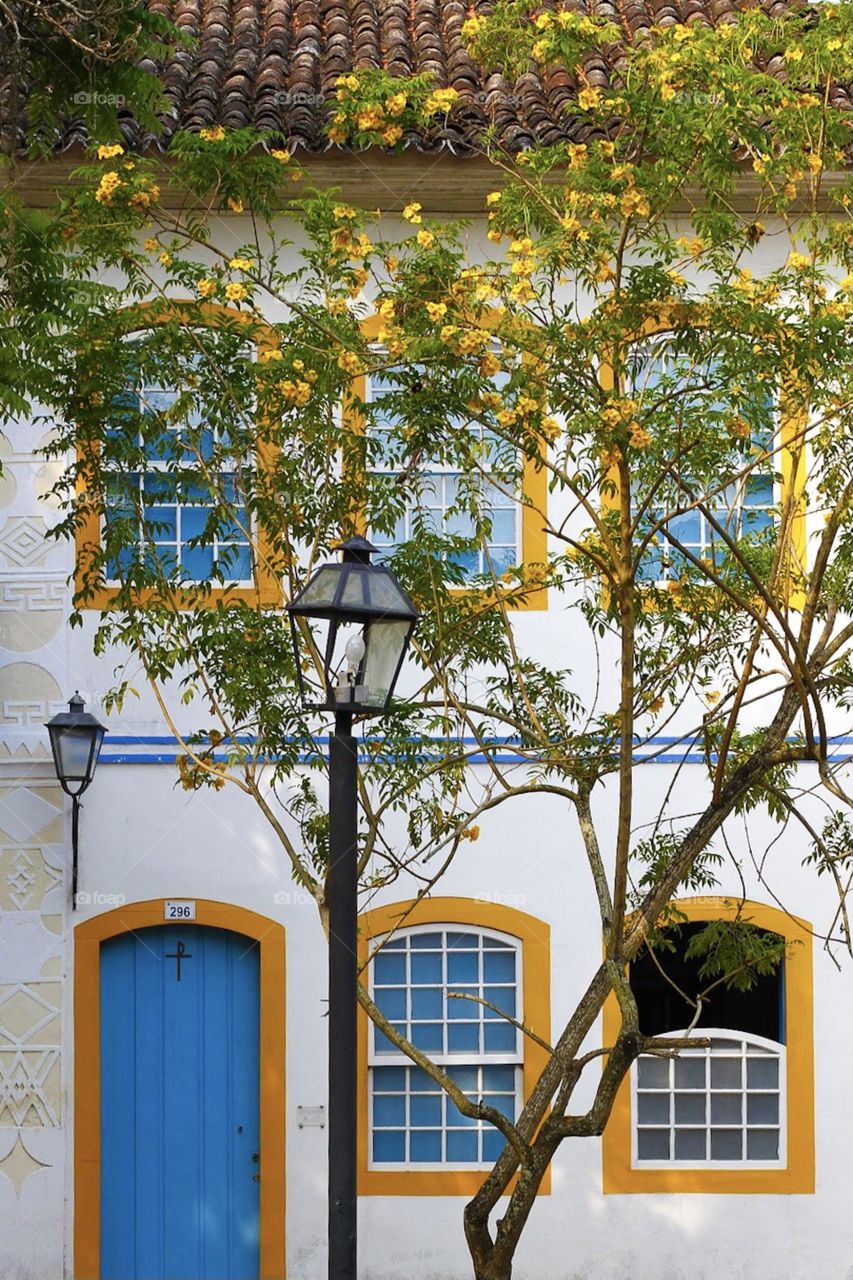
[364,360,522,580]
[631,1029,786,1171]
[102,336,255,587]
[367,922,523,1171]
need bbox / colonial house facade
[1,2,850,1278]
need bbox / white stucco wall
[1,206,852,1279]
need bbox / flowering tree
[18,2,853,1274]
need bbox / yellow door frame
[74,898,286,1279]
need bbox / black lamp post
[287,536,419,1280]
[45,692,105,909]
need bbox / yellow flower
[486,229,502,243]
[480,352,501,377]
[387,93,408,117]
[806,153,823,175]
[158,251,171,267]
[334,204,357,221]
[377,299,395,319]
[200,125,226,142]
[328,296,348,315]
[357,106,385,131]
[229,257,254,271]
[578,86,601,110]
[628,423,651,449]
[329,127,347,145]
[96,143,124,159]
[461,15,485,40]
[382,125,403,145]
[290,170,303,182]
[338,351,363,375]
[788,252,810,271]
[197,278,218,297]
[271,149,291,163]
[259,348,283,362]
[440,324,458,342]
[416,229,435,248]
[486,191,502,206]
[224,282,249,301]
[426,301,447,321]
[143,237,158,252]
[840,275,853,293]
[660,81,676,101]
[94,171,122,204]
[402,202,423,223]
[227,197,244,213]
[424,87,459,115]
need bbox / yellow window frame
[347,314,549,611]
[74,300,282,610]
[597,308,807,609]
[602,895,815,1194]
[357,895,551,1196]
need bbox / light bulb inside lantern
[344,632,366,674]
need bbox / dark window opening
[631,922,785,1044]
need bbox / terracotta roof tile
[9,0,847,157]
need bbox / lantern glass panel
[361,620,411,709]
[296,566,343,610]
[53,726,103,783]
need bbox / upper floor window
[104,350,252,585]
[369,925,521,1167]
[365,366,520,582]
[626,342,777,585]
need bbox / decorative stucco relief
[0,579,65,654]
[0,981,61,1128]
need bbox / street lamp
[45,692,106,909]
[287,536,419,1280]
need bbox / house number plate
[164,900,196,920]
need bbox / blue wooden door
[99,925,260,1280]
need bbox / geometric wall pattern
[0,981,62,1127]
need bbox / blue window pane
[410,932,442,950]
[669,511,701,546]
[449,550,479,579]
[181,507,211,540]
[483,937,512,950]
[219,509,248,541]
[375,987,407,1020]
[484,988,515,1018]
[373,1066,406,1090]
[148,546,177,575]
[374,1095,405,1126]
[483,1093,515,1120]
[447,952,478,983]
[411,988,443,1019]
[486,545,516,575]
[373,1025,405,1053]
[143,473,177,501]
[410,1022,443,1051]
[482,1065,516,1092]
[373,1130,405,1162]
[409,1069,441,1093]
[448,1023,480,1053]
[447,933,479,949]
[446,1066,479,1092]
[411,953,442,984]
[446,1100,477,1129]
[447,987,477,1019]
[374,953,406,985]
[181,546,214,580]
[410,1131,442,1163]
[446,1131,478,1162]
[484,1022,517,1052]
[482,1129,506,1163]
[483,952,515,983]
[410,1095,442,1127]
[221,544,251,580]
[106,548,137,579]
[489,509,517,543]
[745,476,774,505]
[742,509,772,535]
[381,938,405,951]
[143,507,177,538]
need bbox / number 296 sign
[164,900,196,921]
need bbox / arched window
[370,925,521,1167]
[358,897,550,1195]
[631,921,784,1165]
[602,898,814,1194]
